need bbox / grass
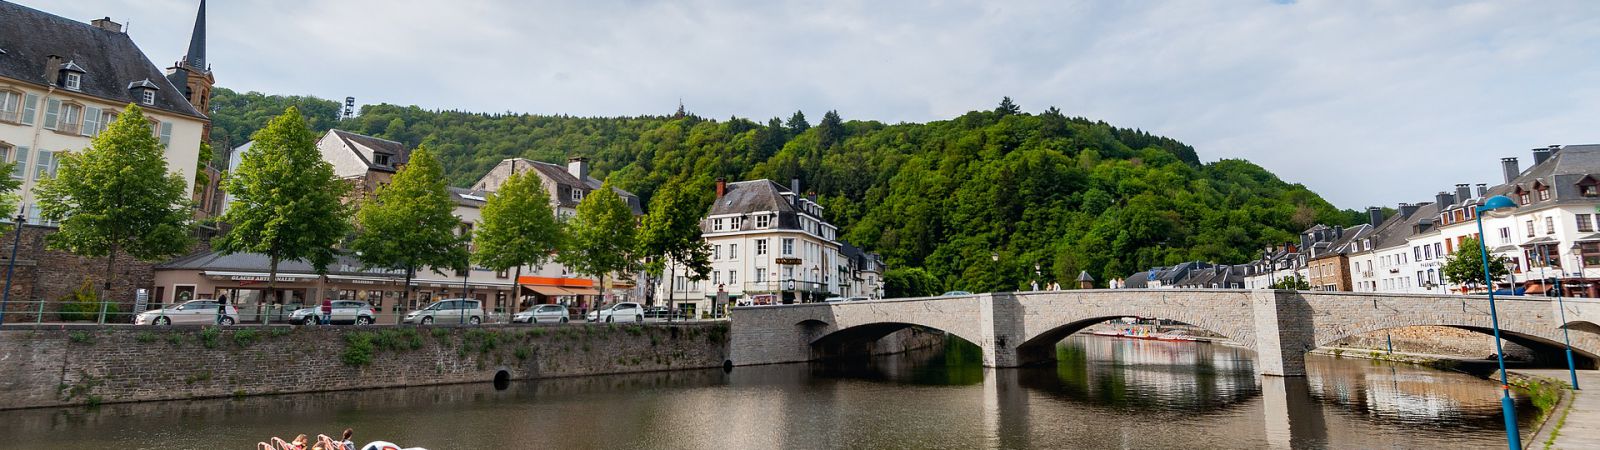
[135,332,156,344]
[232,329,260,347]
[197,327,220,349]
[1543,393,1574,450]
[67,331,94,344]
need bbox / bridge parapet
[729,289,1600,376]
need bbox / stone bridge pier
[729,289,1600,377]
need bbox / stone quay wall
[0,322,732,410]
[1328,325,1537,360]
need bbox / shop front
[516,276,601,315]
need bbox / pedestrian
[216,295,228,326]
[321,297,333,325]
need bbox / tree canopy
[473,169,564,273]
[559,179,638,305]
[1442,237,1511,288]
[212,92,1364,293]
[351,145,468,286]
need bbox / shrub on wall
[57,280,117,322]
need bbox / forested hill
[208,87,1362,292]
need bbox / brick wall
[0,224,169,323]
[0,322,732,410]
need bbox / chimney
[1476,183,1487,198]
[714,177,727,199]
[1533,148,1552,165]
[44,55,63,84]
[1399,203,1421,218]
[1333,225,1344,239]
[1455,183,1472,201]
[90,17,123,33]
[1501,157,1520,184]
[1550,144,1562,155]
[566,157,589,181]
[790,178,800,205]
[1435,191,1456,208]
[1367,207,1383,227]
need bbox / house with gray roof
[471,157,643,217]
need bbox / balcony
[0,109,19,123]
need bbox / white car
[586,302,644,323]
[135,300,238,325]
[513,304,571,324]
[289,301,378,325]
[403,299,486,325]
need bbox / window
[1519,193,1530,204]
[1584,183,1600,197]
[156,121,171,148]
[373,153,391,166]
[755,214,770,228]
[783,266,794,280]
[713,245,721,260]
[1582,242,1600,267]
[728,270,738,284]
[1546,217,1556,235]
[0,91,20,123]
[1432,243,1442,259]
[712,271,720,285]
[56,102,82,133]
[1413,246,1422,261]
[1423,245,1432,260]
[1538,188,1551,201]
[1526,220,1536,237]
[1580,215,1595,233]
[1499,227,1512,244]
[141,89,156,105]
[64,73,81,90]
[755,239,768,255]
[782,238,794,255]
[80,107,103,137]
[19,93,36,126]
[713,218,724,232]
[571,188,583,202]
[729,243,738,259]
[32,149,57,181]
[730,216,743,230]
[495,270,508,279]
[674,276,686,291]
[10,146,26,180]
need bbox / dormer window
[127,79,161,107]
[1580,176,1600,197]
[141,90,155,105]
[570,188,583,202]
[373,153,391,166]
[1537,184,1551,201]
[63,73,81,90]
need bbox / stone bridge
[728,289,1600,376]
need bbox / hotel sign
[776,258,802,265]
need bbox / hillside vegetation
[209,87,1361,292]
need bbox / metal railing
[0,299,731,327]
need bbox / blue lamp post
[1538,244,1581,390]
[1475,194,1522,450]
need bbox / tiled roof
[0,2,205,119]
[329,129,409,172]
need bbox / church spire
[183,0,206,71]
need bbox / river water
[0,335,1536,449]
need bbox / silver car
[290,301,378,325]
[135,300,238,325]
[512,304,570,324]
[404,298,485,325]
[586,302,644,323]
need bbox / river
[0,335,1536,449]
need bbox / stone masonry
[0,224,165,323]
[730,289,1600,376]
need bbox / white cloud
[23,0,1600,208]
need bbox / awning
[564,287,601,296]
[527,285,571,296]
[1575,233,1600,243]
[1520,237,1559,247]
[1525,283,1549,295]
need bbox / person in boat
[340,428,357,450]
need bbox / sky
[22,0,1600,209]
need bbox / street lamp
[1541,244,1581,390]
[1475,194,1523,450]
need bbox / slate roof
[512,159,643,214]
[1484,145,1600,208]
[704,179,827,233]
[0,2,205,119]
[328,129,410,173]
[1122,271,1152,289]
[156,250,401,278]
[448,186,487,208]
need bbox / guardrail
[0,299,731,327]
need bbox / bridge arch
[808,321,981,360]
[1314,312,1600,368]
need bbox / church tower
[166,0,214,142]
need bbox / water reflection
[0,335,1537,449]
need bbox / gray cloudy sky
[26,0,1600,209]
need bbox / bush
[232,329,260,347]
[57,280,117,322]
[198,327,220,349]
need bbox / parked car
[586,302,644,323]
[941,291,974,297]
[135,300,238,325]
[824,297,849,303]
[512,304,571,324]
[403,299,485,325]
[289,301,378,325]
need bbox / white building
[0,3,208,223]
[657,179,846,315]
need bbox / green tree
[472,169,563,309]
[637,178,712,315]
[0,160,20,215]
[1442,237,1511,289]
[216,107,352,323]
[996,96,1021,115]
[884,267,941,298]
[351,145,468,310]
[36,104,194,321]
[817,110,845,148]
[1269,275,1310,290]
[559,179,638,315]
[785,110,810,134]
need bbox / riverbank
[0,323,732,410]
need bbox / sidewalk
[1517,368,1599,449]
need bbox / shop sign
[776,257,802,265]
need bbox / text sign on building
[776,258,802,266]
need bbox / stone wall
[1328,325,1537,360]
[0,224,166,323]
[0,322,731,410]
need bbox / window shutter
[82,107,100,136]
[11,146,26,179]
[43,99,59,129]
[159,122,173,147]
[33,149,51,181]
[20,94,37,125]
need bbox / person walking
[320,297,333,325]
[216,294,228,326]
